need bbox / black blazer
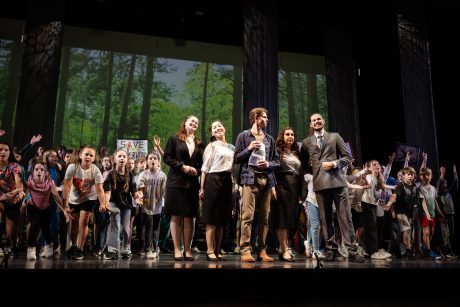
[163,135,204,189]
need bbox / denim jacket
[234,130,279,187]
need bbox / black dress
[271,153,302,230]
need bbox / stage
[2,251,460,306]
[3,251,460,270]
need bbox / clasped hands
[182,165,197,176]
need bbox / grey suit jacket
[300,132,352,192]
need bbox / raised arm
[404,151,411,168]
[448,165,458,193]
[383,152,395,181]
[420,152,428,170]
[153,135,164,157]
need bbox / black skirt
[164,185,199,218]
[271,173,300,230]
[201,172,232,226]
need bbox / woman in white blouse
[200,121,235,261]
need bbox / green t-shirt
[419,184,437,217]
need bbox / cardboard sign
[117,139,148,159]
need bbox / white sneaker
[338,245,349,258]
[371,251,387,260]
[146,251,155,259]
[0,248,3,257]
[379,248,392,258]
[191,246,201,253]
[27,247,37,260]
[41,244,54,258]
[125,244,132,255]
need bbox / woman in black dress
[164,115,204,261]
[271,127,302,262]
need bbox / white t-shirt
[304,173,318,207]
[138,169,166,215]
[362,174,380,205]
[64,163,103,204]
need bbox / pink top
[26,177,55,210]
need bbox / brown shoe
[241,253,256,262]
[257,251,274,262]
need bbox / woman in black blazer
[163,115,204,261]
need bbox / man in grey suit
[300,113,364,262]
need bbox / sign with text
[395,142,420,166]
[117,139,148,159]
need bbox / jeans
[305,201,320,252]
[107,202,131,254]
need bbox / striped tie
[318,135,323,149]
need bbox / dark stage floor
[3,250,460,270]
[2,251,460,306]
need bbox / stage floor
[3,251,460,270]
[2,252,460,306]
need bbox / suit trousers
[315,187,356,255]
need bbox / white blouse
[201,141,235,174]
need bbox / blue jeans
[107,202,131,254]
[306,201,320,252]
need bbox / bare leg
[183,217,194,257]
[206,224,217,259]
[170,215,183,258]
[77,210,92,250]
[215,226,224,254]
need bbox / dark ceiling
[1,0,459,55]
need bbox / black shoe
[174,256,184,261]
[183,251,194,261]
[278,252,294,262]
[103,252,119,260]
[206,253,218,262]
[325,250,336,262]
[73,248,84,260]
[121,252,131,260]
[349,254,365,263]
[215,252,226,261]
[66,245,77,259]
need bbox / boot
[257,250,274,262]
[240,253,255,262]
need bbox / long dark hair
[0,142,18,163]
[208,120,226,143]
[275,127,300,161]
